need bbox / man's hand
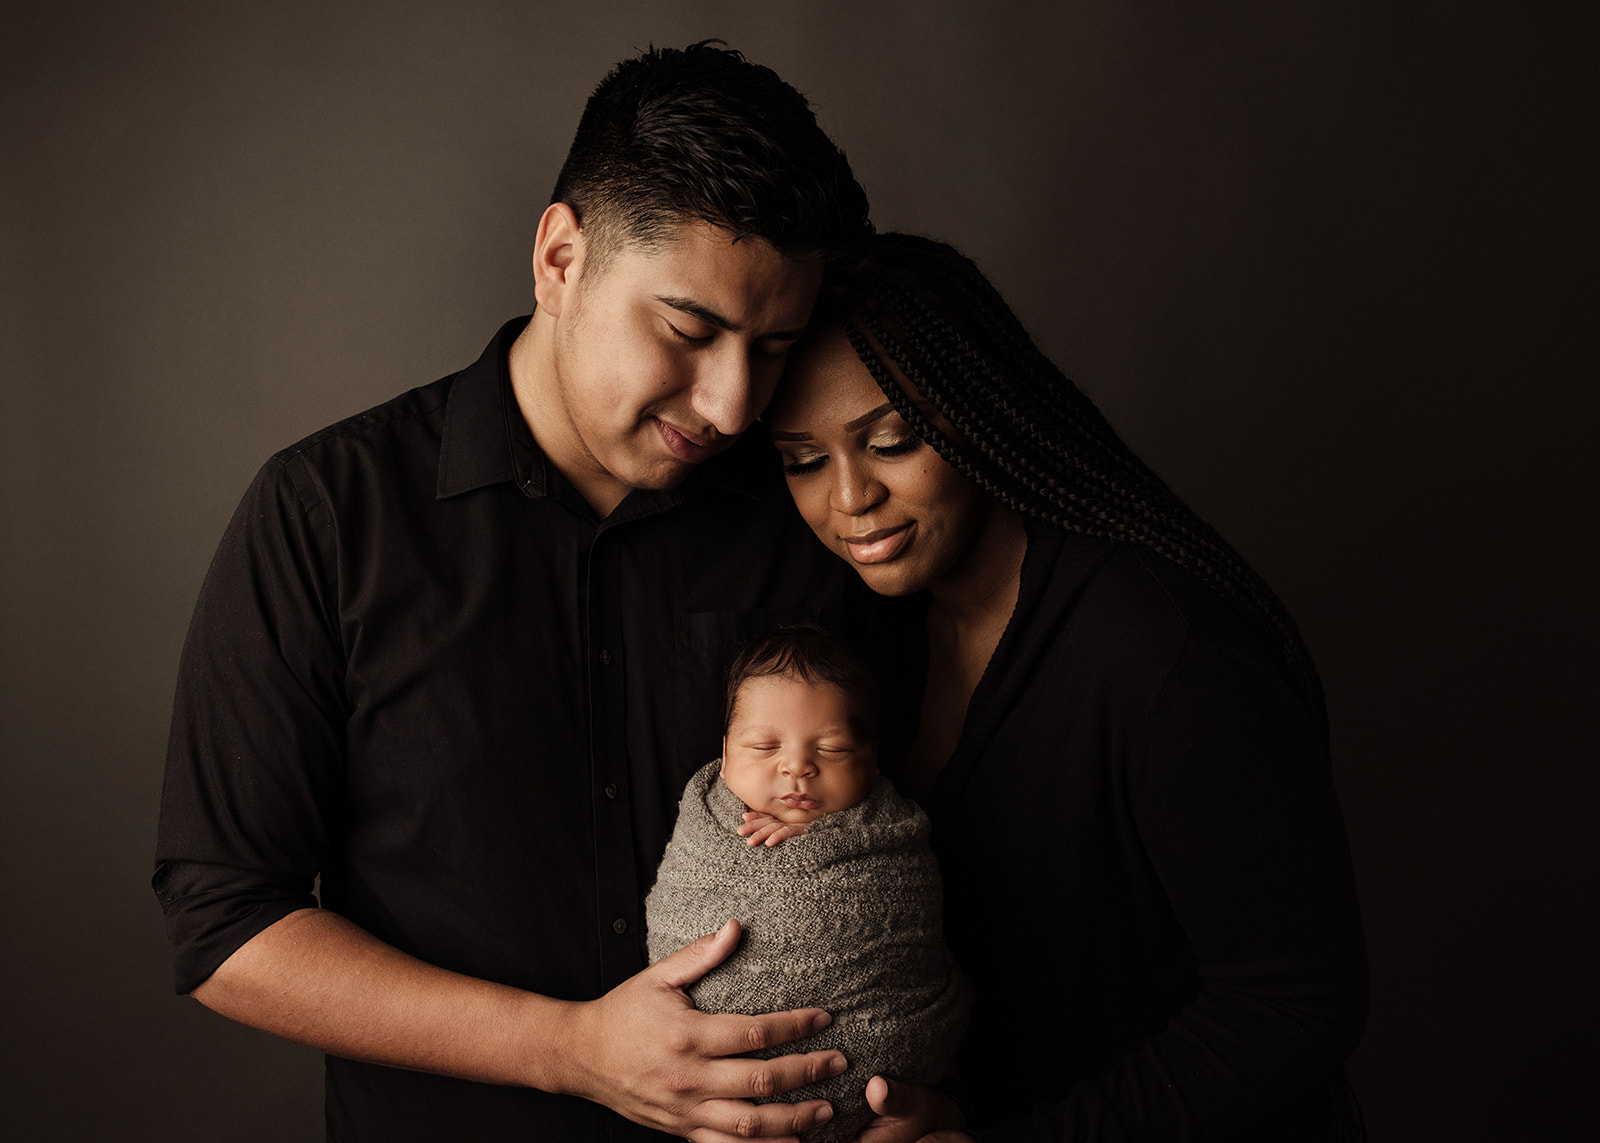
[559,918,845,1143]
[853,1075,971,1143]
[738,811,811,847]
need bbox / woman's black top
[885,524,1367,1142]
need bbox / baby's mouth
[780,793,821,810]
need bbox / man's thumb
[655,917,741,990]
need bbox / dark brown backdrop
[3,1,1593,1138]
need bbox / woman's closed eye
[869,435,923,459]
[781,450,827,476]
[780,436,923,477]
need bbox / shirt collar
[436,316,539,500]
[436,315,776,508]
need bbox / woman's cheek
[787,477,831,543]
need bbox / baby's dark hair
[722,624,878,737]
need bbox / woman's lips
[842,523,913,565]
[654,418,716,463]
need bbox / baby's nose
[781,753,818,776]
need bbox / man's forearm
[190,907,578,1091]
[193,909,848,1139]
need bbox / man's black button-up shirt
[154,317,864,1141]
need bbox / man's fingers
[699,1046,847,1102]
[654,918,743,990]
[697,1007,835,1058]
[687,1096,835,1142]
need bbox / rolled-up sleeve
[154,452,346,994]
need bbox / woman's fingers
[854,1076,967,1143]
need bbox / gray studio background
[2,1,1592,1139]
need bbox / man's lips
[841,523,913,565]
[654,417,717,463]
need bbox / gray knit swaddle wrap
[645,760,971,1143]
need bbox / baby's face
[721,674,877,825]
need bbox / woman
[767,234,1367,1142]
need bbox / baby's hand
[738,812,810,847]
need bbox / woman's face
[769,329,992,597]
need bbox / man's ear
[531,202,587,317]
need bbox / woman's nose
[831,460,885,516]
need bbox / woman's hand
[739,811,810,847]
[853,1075,972,1143]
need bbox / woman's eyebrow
[770,402,897,442]
[845,403,896,432]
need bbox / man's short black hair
[722,623,878,737]
[551,40,872,271]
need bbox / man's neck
[507,313,632,519]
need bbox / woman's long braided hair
[817,232,1325,723]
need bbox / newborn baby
[645,625,970,1143]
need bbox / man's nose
[691,346,761,438]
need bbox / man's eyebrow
[656,295,736,331]
[655,295,809,342]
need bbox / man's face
[535,219,824,513]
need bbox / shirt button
[612,918,628,935]
[599,649,612,666]
[604,782,618,799]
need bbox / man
[155,43,884,1141]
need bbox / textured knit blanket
[645,760,971,1143]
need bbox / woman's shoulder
[1028,525,1284,681]
[1004,529,1318,754]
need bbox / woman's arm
[1008,630,1367,1141]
